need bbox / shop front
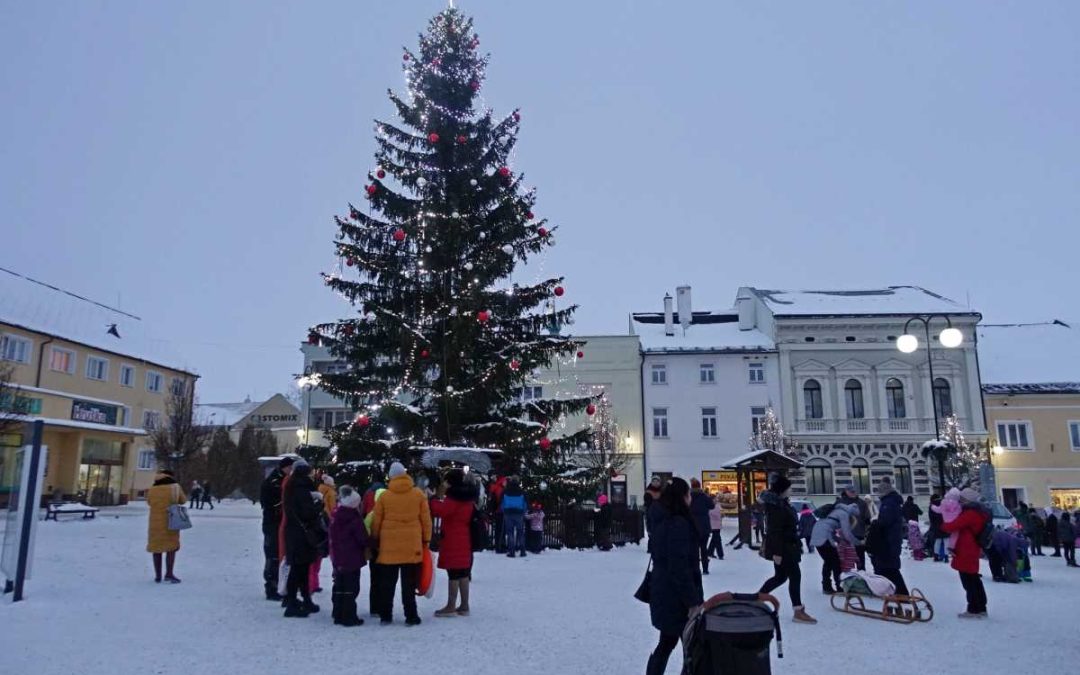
[1050,487,1080,511]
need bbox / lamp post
[296,369,316,448]
[897,315,963,495]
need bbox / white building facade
[735,286,987,503]
[633,287,781,500]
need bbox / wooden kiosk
[721,449,803,547]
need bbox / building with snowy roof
[0,267,198,505]
[197,393,302,452]
[978,320,1080,511]
[633,284,986,505]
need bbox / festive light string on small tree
[307,7,592,494]
[748,406,800,458]
[925,414,983,490]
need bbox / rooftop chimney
[676,285,692,333]
[663,293,674,336]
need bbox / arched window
[851,458,871,495]
[933,378,954,419]
[805,458,833,494]
[845,379,865,419]
[886,378,906,419]
[894,458,913,494]
[804,379,824,419]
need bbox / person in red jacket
[940,488,990,619]
[430,469,480,617]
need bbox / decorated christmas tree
[924,414,983,490]
[749,406,800,457]
[309,7,595,497]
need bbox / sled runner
[830,587,934,624]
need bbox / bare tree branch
[151,385,211,477]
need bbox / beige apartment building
[979,321,1080,511]
[197,394,302,453]
[0,268,197,505]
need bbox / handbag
[633,557,653,604]
[167,484,192,531]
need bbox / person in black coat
[901,496,922,523]
[869,477,909,596]
[688,478,714,575]
[1046,511,1061,557]
[927,494,946,561]
[758,474,816,624]
[259,456,294,600]
[646,478,704,675]
[282,461,325,617]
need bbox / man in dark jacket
[1028,508,1045,555]
[927,494,946,561]
[870,477,909,596]
[902,496,922,523]
[837,486,871,570]
[259,456,294,600]
[1046,511,1061,556]
[688,479,715,574]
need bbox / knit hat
[388,461,407,479]
[338,485,362,509]
[322,474,335,486]
[959,487,981,503]
[597,494,609,506]
[279,456,295,469]
[770,474,792,494]
[292,460,311,477]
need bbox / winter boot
[302,598,320,614]
[793,606,817,624]
[435,580,460,617]
[283,598,310,618]
[456,577,471,616]
[958,611,988,619]
[822,584,837,595]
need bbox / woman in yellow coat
[371,462,432,625]
[146,470,187,583]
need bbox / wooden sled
[830,587,934,624]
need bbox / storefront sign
[249,414,299,424]
[71,400,118,426]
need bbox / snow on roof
[631,312,774,353]
[750,286,972,317]
[977,321,1080,386]
[0,267,195,374]
[196,400,261,427]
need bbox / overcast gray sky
[3,2,1077,402]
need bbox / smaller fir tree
[749,406,800,457]
[925,414,983,490]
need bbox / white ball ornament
[446,386,455,393]
[464,262,474,271]
[479,232,487,240]
[417,177,428,187]
[452,211,460,218]
[469,179,478,186]
[425,245,433,253]
[501,244,514,255]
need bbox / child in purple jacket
[329,486,368,627]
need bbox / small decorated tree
[749,406,800,457]
[923,414,982,491]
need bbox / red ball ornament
[432,58,442,67]
[376,169,386,179]
[526,211,535,220]
[513,111,521,122]
[469,80,480,91]
[403,53,410,61]
[428,132,440,144]
[307,333,319,345]
[586,404,597,416]
[498,166,510,178]
[510,359,521,371]
[345,258,355,267]
[477,310,490,323]
[539,437,551,451]
[554,286,565,297]
[356,414,370,428]
[537,227,548,237]
[420,349,430,358]
[392,229,406,242]
[366,184,377,196]
[342,325,354,336]
[577,351,584,359]
[456,135,467,144]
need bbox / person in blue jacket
[869,477,909,596]
[501,477,528,558]
[645,478,704,675]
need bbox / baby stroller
[681,592,782,675]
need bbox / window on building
[701,407,718,437]
[312,360,349,375]
[996,421,1033,450]
[844,379,865,419]
[0,393,42,415]
[1071,422,1080,451]
[143,410,162,431]
[137,449,156,471]
[146,371,163,393]
[699,364,715,384]
[803,379,823,419]
[171,378,186,397]
[517,385,543,402]
[886,378,906,419]
[316,409,351,429]
[933,378,953,418]
[894,458,913,494]
[652,407,669,438]
[749,362,765,383]
[120,364,135,387]
[850,458,871,495]
[86,356,109,382]
[651,364,667,385]
[805,459,833,494]
[1,334,32,363]
[49,347,76,374]
[751,406,767,435]
[120,406,131,427]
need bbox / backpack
[814,503,836,519]
[976,512,995,551]
[469,508,489,552]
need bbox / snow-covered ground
[2,501,1077,675]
